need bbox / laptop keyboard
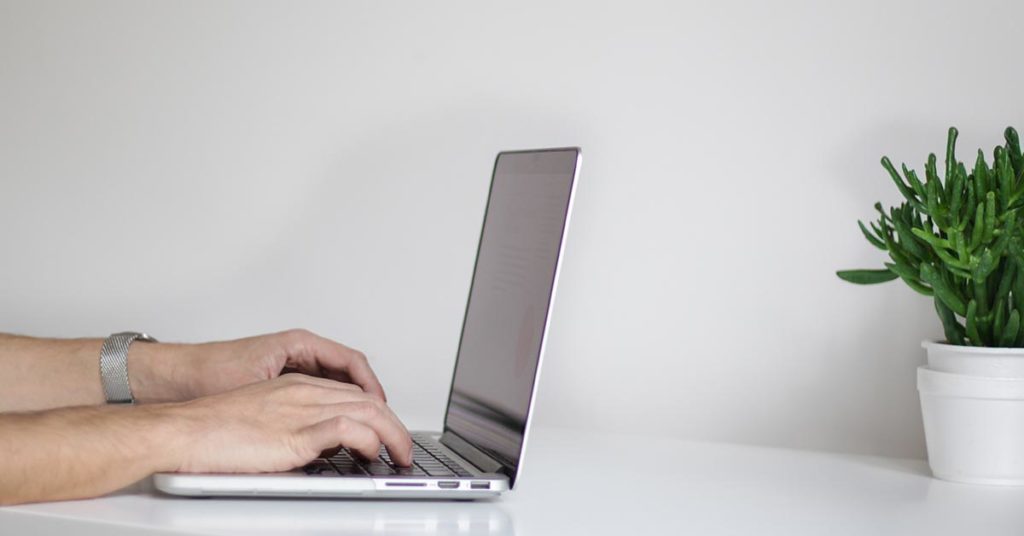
[303,432,473,478]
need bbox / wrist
[127,342,198,404]
[122,403,194,474]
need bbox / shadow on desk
[844,454,932,479]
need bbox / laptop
[154,147,582,498]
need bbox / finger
[291,333,387,402]
[279,383,374,410]
[315,339,386,402]
[299,415,382,461]
[285,373,363,392]
[324,400,412,466]
[296,385,375,406]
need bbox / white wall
[2,0,1021,459]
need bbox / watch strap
[100,332,157,404]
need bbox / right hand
[165,374,412,473]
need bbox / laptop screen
[443,148,580,484]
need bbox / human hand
[129,329,386,404]
[0,373,411,505]
[162,373,413,473]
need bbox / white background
[2,0,1021,459]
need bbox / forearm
[0,334,105,411]
[0,404,185,505]
[0,333,195,411]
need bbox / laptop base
[153,431,509,500]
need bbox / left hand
[128,329,387,403]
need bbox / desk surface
[3,426,1024,535]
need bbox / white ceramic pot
[923,341,1024,377]
[918,340,1024,485]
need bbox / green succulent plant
[838,126,1024,347]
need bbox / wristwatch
[99,331,158,405]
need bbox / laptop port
[470,481,491,490]
[437,481,460,489]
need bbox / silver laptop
[154,147,582,499]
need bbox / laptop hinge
[439,431,504,474]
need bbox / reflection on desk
[5,426,1024,535]
[4,477,512,536]
[148,484,512,535]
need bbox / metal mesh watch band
[99,331,157,404]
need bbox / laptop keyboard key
[363,461,396,475]
[331,463,361,475]
[394,465,427,476]
[303,460,338,476]
[423,466,456,477]
[317,435,474,479]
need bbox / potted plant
[839,126,1024,485]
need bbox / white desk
[3,426,1024,535]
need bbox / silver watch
[99,331,158,404]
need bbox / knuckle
[284,328,314,344]
[347,390,372,402]
[332,415,352,433]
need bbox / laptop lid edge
[439,147,583,488]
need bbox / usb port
[470,481,490,490]
[437,481,460,489]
